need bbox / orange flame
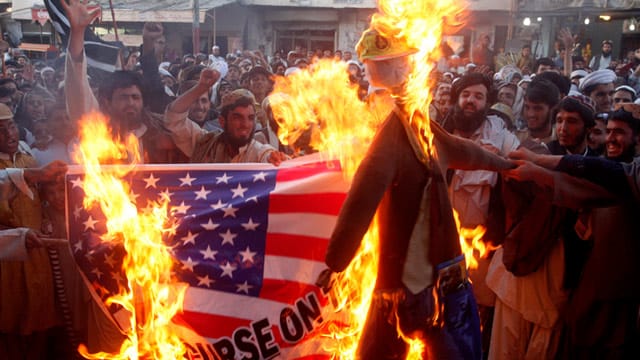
[73,113,187,359]
[272,60,384,358]
[373,0,466,160]
[273,0,467,357]
[453,210,497,270]
[272,59,388,177]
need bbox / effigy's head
[357,28,417,90]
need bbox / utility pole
[193,0,200,53]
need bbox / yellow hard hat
[356,28,418,61]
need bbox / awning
[100,33,143,47]
[12,0,237,23]
[19,42,54,52]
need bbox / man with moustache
[516,79,561,149]
[176,80,221,132]
[589,40,614,71]
[506,103,640,358]
[64,0,183,163]
[164,68,287,164]
[442,73,519,356]
[579,69,616,113]
[547,95,598,156]
[444,72,520,227]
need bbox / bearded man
[164,68,287,164]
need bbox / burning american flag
[66,156,349,359]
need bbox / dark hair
[525,78,560,107]
[220,96,255,119]
[181,64,206,82]
[97,70,144,102]
[610,109,640,135]
[176,79,206,97]
[552,97,595,128]
[534,57,555,72]
[451,72,493,102]
[535,71,571,96]
[0,78,17,88]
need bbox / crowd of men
[0,0,639,358]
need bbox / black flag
[44,0,122,72]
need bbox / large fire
[73,113,188,359]
[272,59,385,358]
[272,0,469,358]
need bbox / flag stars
[104,252,117,268]
[194,186,211,200]
[201,218,220,231]
[245,196,258,203]
[230,183,248,199]
[179,173,197,186]
[220,262,237,278]
[181,257,199,272]
[143,173,160,189]
[210,199,226,210]
[238,246,257,263]
[172,201,191,215]
[253,172,267,182]
[216,173,232,184]
[73,206,83,220]
[111,271,124,285]
[236,281,253,294]
[199,245,218,260]
[83,216,99,231]
[181,231,198,246]
[128,190,140,204]
[70,177,83,189]
[91,267,103,280]
[159,188,174,202]
[241,218,260,231]
[165,221,179,237]
[222,205,239,218]
[197,275,215,288]
[220,229,237,246]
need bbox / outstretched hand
[24,229,44,250]
[61,0,101,32]
[508,147,538,162]
[267,151,288,166]
[558,27,575,51]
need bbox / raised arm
[62,0,100,62]
[168,68,219,114]
[62,0,101,122]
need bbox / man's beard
[452,103,487,134]
[223,124,254,149]
[602,50,612,58]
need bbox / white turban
[579,69,616,93]
[570,69,588,80]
